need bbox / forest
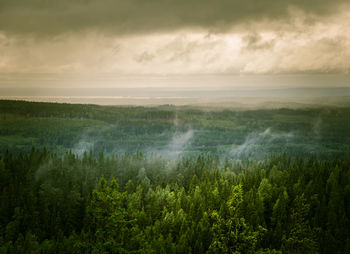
[1,100,350,159]
[1,149,350,253]
[0,100,350,253]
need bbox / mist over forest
[1,99,350,253]
[1,99,349,159]
[2,0,350,251]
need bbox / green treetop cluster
[1,149,349,253]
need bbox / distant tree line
[1,100,350,159]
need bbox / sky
[1,0,350,93]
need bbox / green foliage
[1,100,350,158]
[282,194,318,253]
[1,149,350,253]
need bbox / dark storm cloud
[0,0,348,36]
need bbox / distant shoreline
[1,95,349,108]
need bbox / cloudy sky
[1,0,350,92]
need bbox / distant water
[1,86,350,107]
[0,96,195,105]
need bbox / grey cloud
[242,33,276,51]
[135,51,155,63]
[159,35,222,64]
[0,0,348,36]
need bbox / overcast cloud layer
[1,0,350,83]
[0,0,349,35]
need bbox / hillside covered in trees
[0,100,350,253]
[1,100,350,159]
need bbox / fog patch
[72,125,114,156]
[312,116,323,137]
[155,129,194,160]
[35,158,54,181]
[73,140,94,157]
[230,128,294,159]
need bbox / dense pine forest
[1,100,350,158]
[1,149,350,253]
[1,100,350,253]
